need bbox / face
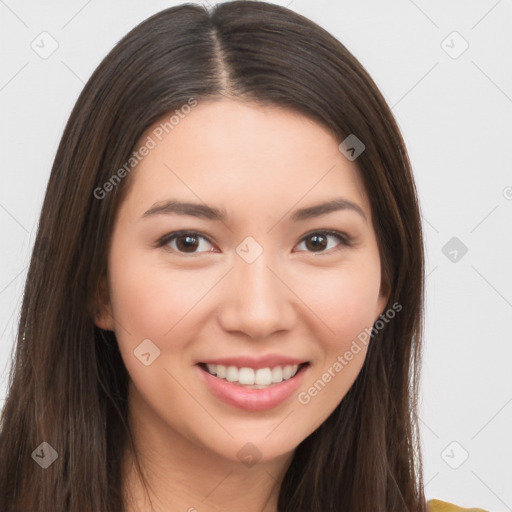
[96,99,389,464]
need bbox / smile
[196,362,310,412]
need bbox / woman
[0,2,488,511]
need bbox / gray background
[1,0,511,509]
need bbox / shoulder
[428,498,489,511]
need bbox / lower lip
[196,364,309,412]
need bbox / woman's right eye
[157,231,217,255]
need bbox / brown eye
[296,231,349,254]
[305,233,328,252]
[159,231,215,254]
[175,234,200,252]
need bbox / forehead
[120,99,371,221]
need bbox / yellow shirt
[428,499,489,511]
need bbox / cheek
[106,244,205,405]
[302,257,382,347]
[294,261,381,420]
[108,243,209,343]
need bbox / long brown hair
[0,2,426,511]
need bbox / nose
[216,249,296,340]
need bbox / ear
[93,275,115,331]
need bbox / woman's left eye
[295,230,350,254]
[157,230,350,255]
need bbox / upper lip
[197,354,309,370]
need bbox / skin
[95,99,389,512]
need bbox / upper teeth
[205,364,299,386]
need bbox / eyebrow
[141,197,367,222]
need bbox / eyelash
[155,229,352,256]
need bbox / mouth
[197,361,310,389]
[196,361,310,412]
